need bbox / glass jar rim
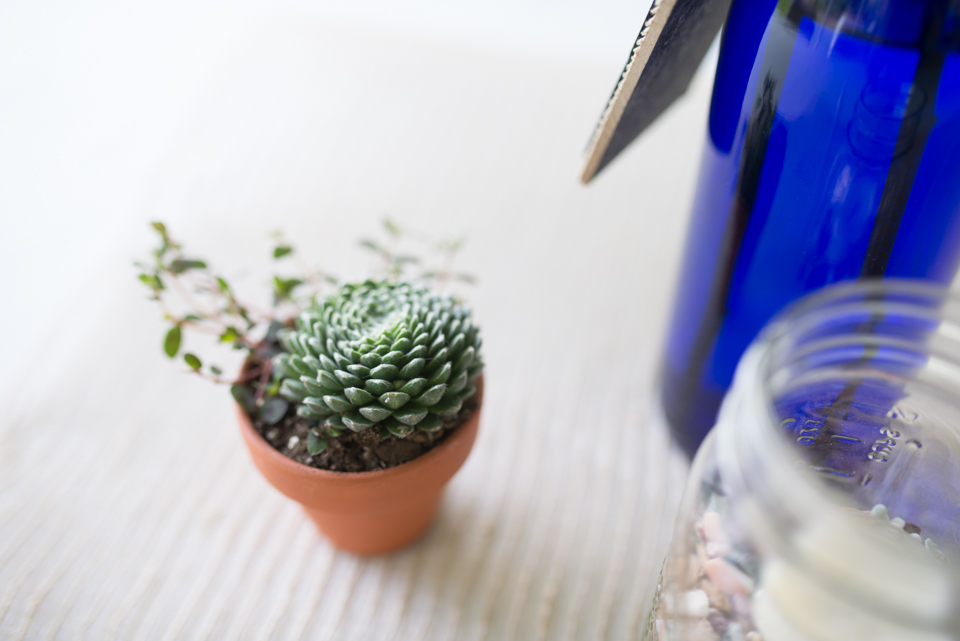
[713,278,960,630]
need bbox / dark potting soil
[247,385,477,473]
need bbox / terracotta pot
[237,378,482,555]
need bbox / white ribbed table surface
[0,21,713,640]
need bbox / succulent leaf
[347,364,371,377]
[364,378,394,395]
[423,348,449,374]
[399,358,425,378]
[307,431,328,455]
[342,411,375,431]
[323,394,353,413]
[417,384,446,406]
[385,417,414,438]
[454,346,475,371]
[417,413,443,432]
[467,362,483,381]
[335,369,364,388]
[298,404,325,419]
[447,319,462,338]
[405,345,427,360]
[299,335,318,357]
[279,379,308,402]
[394,404,429,426]
[400,377,427,396]
[289,357,313,377]
[428,335,446,357]
[303,397,335,416]
[427,361,453,386]
[300,355,322,371]
[449,333,466,358]
[360,352,382,367]
[279,330,303,356]
[333,352,352,369]
[344,387,375,405]
[370,363,399,380]
[381,350,405,366]
[380,391,411,409]
[275,280,483,438]
[431,396,463,417]
[307,337,324,355]
[319,354,338,373]
[273,354,298,378]
[359,404,393,422]
[323,413,345,428]
[318,370,344,391]
[447,370,468,394]
[300,376,326,397]
[391,337,412,353]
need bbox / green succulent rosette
[273,280,483,437]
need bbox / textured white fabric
[0,22,711,640]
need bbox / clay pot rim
[238,374,484,482]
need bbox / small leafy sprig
[136,222,311,426]
[136,219,475,448]
[270,229,338,310]
[136,222,262,373]
[359,218,476,287]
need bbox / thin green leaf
[231,384,255,413]
[210,365,223,376]
[259,398,289,425]
[183,353,202,370]
[273,277,304,300]
[169,259,207,274]
[359,239,380,252]
[164,325,182,358]
[219,326,242,344]
[383,219,401,236]
[273,245,293,259]
[138,273,164,291]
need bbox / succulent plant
[273,280,483,438]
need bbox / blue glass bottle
[662,0,960,457]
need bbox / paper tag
[581,0,732,183]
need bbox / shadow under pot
[237,376,483,556]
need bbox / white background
[0,0,668,396]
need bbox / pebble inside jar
[645,281,960,641]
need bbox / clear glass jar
[646,280,960,641]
